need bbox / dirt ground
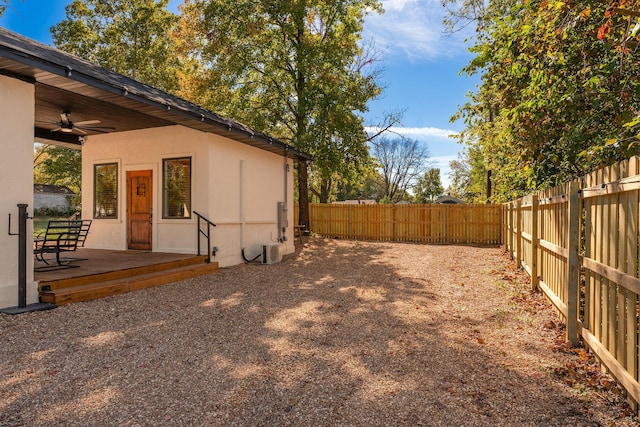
[0,238,638,426]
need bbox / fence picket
[500,156,640,412]
[303,203,501,245]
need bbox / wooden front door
[127,170,153,250]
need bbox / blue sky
[0,0,478,188]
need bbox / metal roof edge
[0,27,313,162]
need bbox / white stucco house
[0,28,312,310]
[33,184,76,213]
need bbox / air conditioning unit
[262,244,283,264]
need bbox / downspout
[284,150,288,211]
[281,149,289,242]
[240,159,245,249]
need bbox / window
[163,157,192,219]
[94,163,118,218]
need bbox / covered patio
[0,27,309,311]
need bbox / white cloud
[383,0,418,12]
[365,126,458,140]
[392,126,458,139]
[364,0,471,60]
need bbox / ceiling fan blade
[75,119,101,126]
[51,127,62,132]
[82,125,116,130]
[74,127,88,135]
[77,126,115,134]
[60,113,70,125]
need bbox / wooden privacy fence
[296,203,502,245]
[504,156,640,410]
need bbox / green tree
[176,0,384,224]
[414,168,443,203]
[446,0,640,200]
[34,145,82,208]
[51,0,180,92]
[447,156,470,201]
[35,145,82,193]
[0,1,10,16]
[335,165,386,202]
[447,147,486,203]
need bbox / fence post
[507,202,513,257]
[566,180,580,344]
[501,205,505,247]
[531,194,539,290]
[502,204,507,247]
[516,199,522,268]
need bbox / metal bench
[62,219,92,262]
[34,220,90,268]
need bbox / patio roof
[0,27,313,161]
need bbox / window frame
[93,162,119,219]
[162,156,192,220]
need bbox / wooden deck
[35,249,219,305]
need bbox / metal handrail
[193,211,216,264]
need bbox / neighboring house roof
[0,27,312,161]
[34,184,74,195]
[435,195,466,204]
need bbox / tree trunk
[486,169,492,203]
[319,176,332,204]
[297,160,310,229]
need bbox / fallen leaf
[544,320,556,329]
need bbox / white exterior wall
[82,126,209,252]
[34,193,74,211]
[209,134,295,266]
[82,125,294,267]
[0,75,36,309]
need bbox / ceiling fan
[47,111,115,135]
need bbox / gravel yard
[1,238,636,426]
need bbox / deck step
[40,261,219,305]
[38,255,210,292]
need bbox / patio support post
[17,204,28,309]
[1,204,56,315]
